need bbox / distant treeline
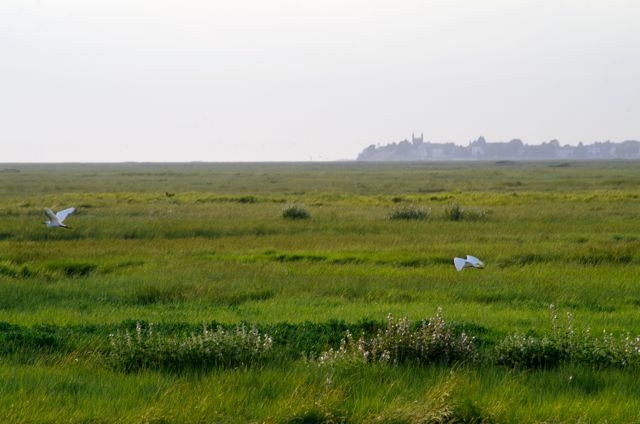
[357,135,640,161]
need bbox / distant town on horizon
[357,134,640,161]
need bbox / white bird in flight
[44,207,75,229]
[454,255,485,271]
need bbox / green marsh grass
[3,361,640,423]
[2,161,640,421]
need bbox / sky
[1,0,639,162]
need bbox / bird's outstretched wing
[453,257,468,271]
[454,255,485,271]
[44,208,59,223]
[466,255,485,269]
[56,207,75,223]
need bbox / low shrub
[444,203,465,221]
[495,305,640,369]
[109,322,273,372]
[318,310,478,366]
[282,204,310,220]
[388,205,430,221]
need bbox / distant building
[356,135,640,161]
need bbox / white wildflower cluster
[496,304,640,369]
[109,322,273,371]
[318,310,477,367]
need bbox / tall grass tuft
[444,203,465,221]
[0,260,36,278]
[109,322,273,372]
[443,203,487,221]
[318,310,477,366]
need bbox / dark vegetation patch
[46,260,98,277]
[575,252,634,265]
[497,251,638,267]
[497,253,559,267]
[460,291,547,310]
[251,225,277,236]
[328,256,366,265]
[0,260,37,278]
[262,251,450,268]
[397,256,452,267]
[165,228,223,239]
[194,195,269,204]
[565,372,605,395]
[355,288,422,304]
[34,231,86,241]
[428,194,454,201]
[216,289,274,307]
[1,259,140,279]
[272,253,328,263]
[122,229,153,240]
[0,285,67,310]
[604,178,629,186]
[127,285,274,307]
[0,322,67,358]
[563,301,616,313]
[612,234,639,242]
[102,260,145,273]
[398,258,430,267]
[129,284,188,305]
[282,204,310,220]
[236,195,258,203]
[286,409,344,424]
[398,256,453,268]
[417,187,447,193]
[121,226,279,240]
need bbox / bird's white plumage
[55,207,75,222]
[453,257,468,271]
[44,208,58,222]
[465,255,484,268]
[454,255,485,271]
[45,207,75,228]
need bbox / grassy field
[1,160,640,423]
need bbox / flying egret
[454,255,485,271]
[44,207,75,228]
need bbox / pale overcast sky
[2,0,639,162]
